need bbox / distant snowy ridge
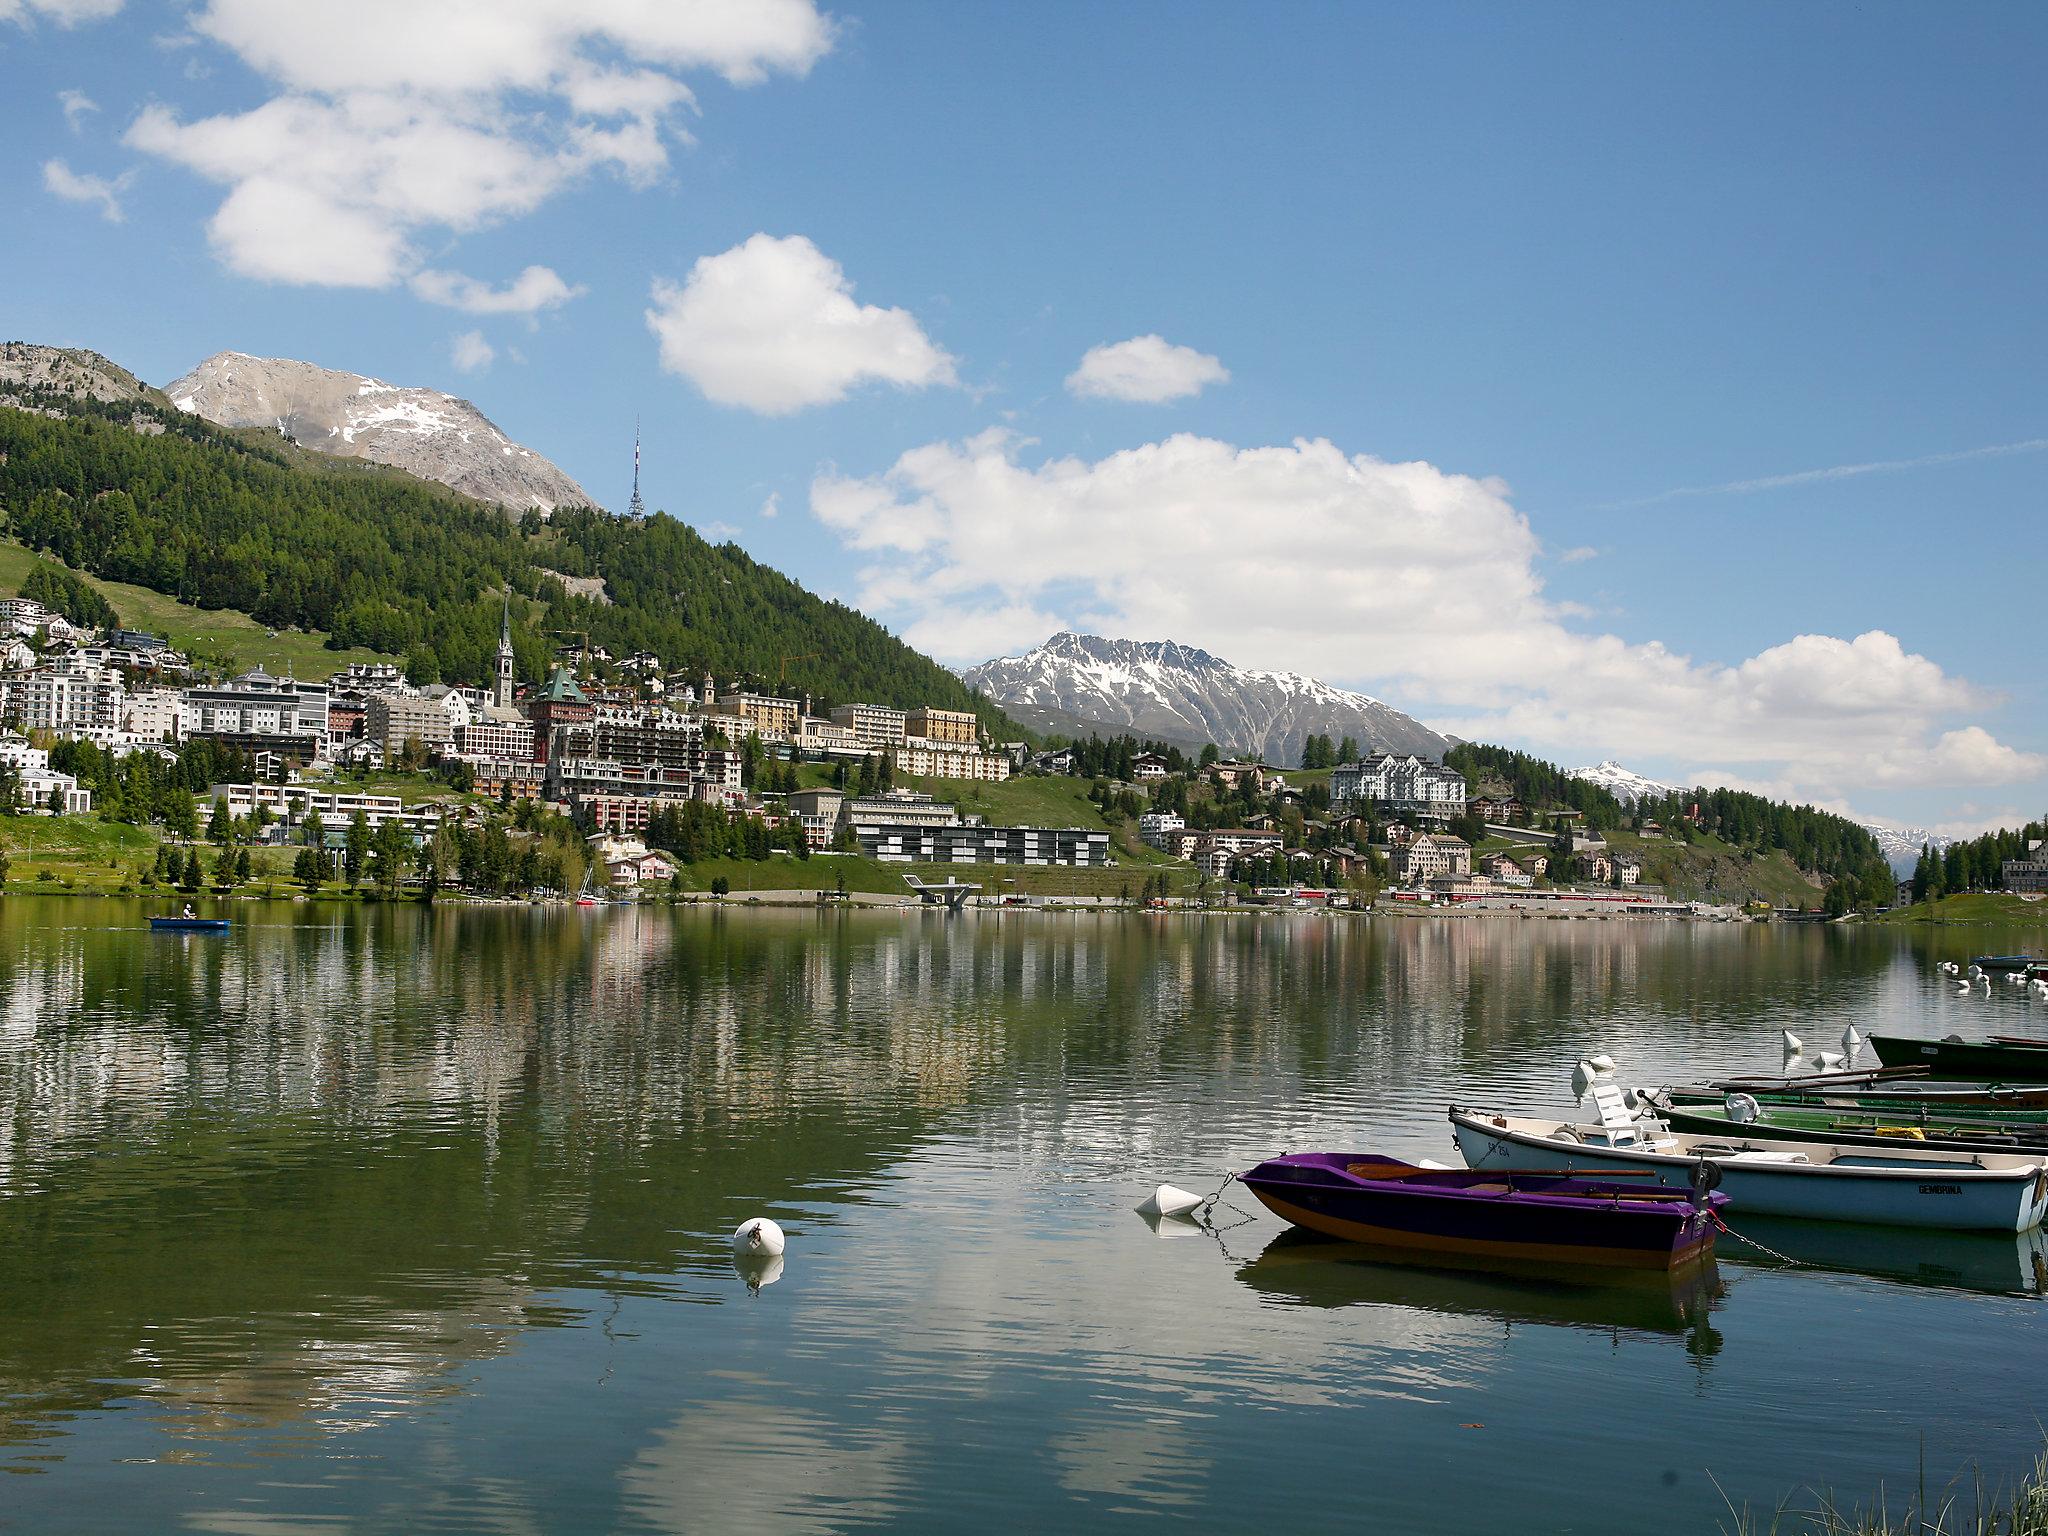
[961,632,1446,764]
[1566,760,1684,804]
[1861,822,1952,874]
[164,352,594,513]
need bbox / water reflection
[1716,1215,2048,1297]
[1238,1229,1725,1346]
[0,899,2044,1532]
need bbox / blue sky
[5,1,2045,831]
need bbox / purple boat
[1238,1154,1727,1271]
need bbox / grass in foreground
[1723,1443,2048,1534]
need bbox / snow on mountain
[164,352,594,514]
[1861,822,1951,874]
[1566,761,1684,804]
[961,632,1447,765]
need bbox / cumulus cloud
[42,158,132,222]
[411,264,583,316]
[812,430,2044,798]
[118,1,834,291]
[449,330,495,374]
[57,88,98,129]
[1,0,123,25]
[646,234,958,415]
[1065,334,1229,403]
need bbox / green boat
[1651,1091,2048,1154]
[1666,1083,2048,1121]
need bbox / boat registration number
[1917,1184,1962,1195]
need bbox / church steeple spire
[495,588,515,710]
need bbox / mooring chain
[1708,1209,1807,1267]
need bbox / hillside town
[0,591,1776,907]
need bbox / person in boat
[180,903,196,920]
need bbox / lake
[0,895,2042,1533]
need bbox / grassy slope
[0,538,395,679]
[1875,892,2048,929]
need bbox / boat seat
[1463,1182,1513,1195]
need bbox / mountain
[1566,760,1684,805]
[0,346,1014,732]
[1861,822,1951,875]
[962,632,1446,764]
[164,352,594,514]
[1,341,157,410]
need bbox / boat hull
[149,917,229,932]
[1239,1156,1720,1271]
[1678,1082,2048,1113]
[1869,1036,2048,1083]
[1450,1109,2048,1232]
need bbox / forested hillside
[0,384,1010,728]
[1450,740,1894,902]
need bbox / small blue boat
[149,916,229,932]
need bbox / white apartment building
[830,702,908,748]
[0,598,51,635]
[889,740,1011,782]
[1330,753,1469,819]
[125,688,183,742]
[1138,811,1185,849]
[182,670,330,740]
[4,663,125,734]
[206,783,444,842]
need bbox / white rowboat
[1450,1105,2048,1233]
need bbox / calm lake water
[1,895,2044,1533]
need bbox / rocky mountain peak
[164,351,595,514]
[964,631,1446,765]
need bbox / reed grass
[1720,1444,2048,1535]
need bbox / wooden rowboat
[1237,1153,1725,1270]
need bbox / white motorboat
[1449,1059,2048,1233]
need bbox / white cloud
[646,234,958,415]
[57,88,99,129]
[42,158,132,222]
[1,0,123,25]
[811,430,2045,800]
[119,1,834,291]
[1065,334,1229,403]
[411,265,583,316]
[760,491,781,519]
[449,330,495,373]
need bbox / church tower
[495,590,515,710]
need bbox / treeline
[1450,740,1894,899]
[1298,734,1362,769]
[47,737,255,833]
[1060,734,1199,780]
[637,799,813,863]
[0,396,1018,729]
[22,559,117,628]
[1911,819,2047,901]
[1446,744,1629,829]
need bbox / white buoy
[1136,1184,1205,1221]
[733,1217,786,1258]
[1781,1030,1802,1056]
[1813,1051,1847,1073]
[1842,1025,1864,1055]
